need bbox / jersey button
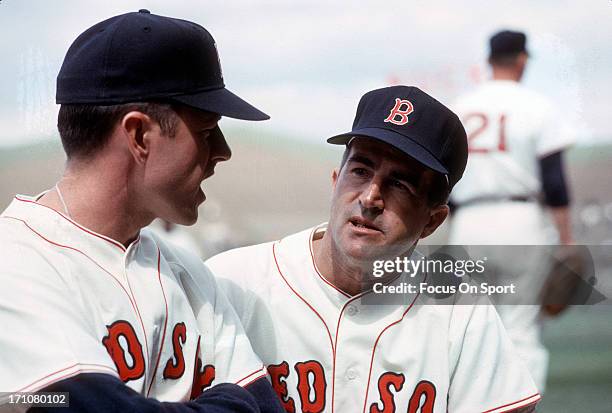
[346,305,358,316]
[346,368,358,380]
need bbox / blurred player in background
[448,30,574,392]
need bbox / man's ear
[121,111,154,164]
[419,204,449,239]
[331,168,339,190]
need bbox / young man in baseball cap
[207,86,541,412]
[0,10,283,412]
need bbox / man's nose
[359,179,384,212]
[209,125,232,163]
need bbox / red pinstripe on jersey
[125,259,151,367]
[16,363,119,393]
[146,249,169,396]
[235,366,267,387]
[14,196,128,252]
[273,241,336,356]
[190,336,215,399]
[307,227,351,299]
[482,393,541,413]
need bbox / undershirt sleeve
[28,373,260,413]
[539,151,570,207]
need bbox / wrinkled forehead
[346,136,430,174]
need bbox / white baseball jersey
[207,225,541,413]
[451,80,574,204]
[0,194,266,400]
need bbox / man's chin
[341,244,383,265]
[182,211,199,226]
[166,210,198,227]
[341,241,410,264]
[182,216,198,226]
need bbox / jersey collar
[2,194,140,277]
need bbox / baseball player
[0,10,284,413]
[448,30,574,392]
[207,86,541,412]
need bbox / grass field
[539,305,612,412]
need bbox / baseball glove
[539,245,592,316]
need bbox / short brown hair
[57,102,179,159]
[488,52,522,68]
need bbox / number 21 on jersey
[462,112,508,153]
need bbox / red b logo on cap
[384,98,414,125]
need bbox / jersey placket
[306,237,417,413]
[121,237,157,393]
[308,244,424,412]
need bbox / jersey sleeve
[535,100,575,157]
[447,298,541,413]
[0,238,118,393]
[167,246,267,389]
[207,265,268,387]
[21,373,261,413]
[206,245,280,364]
[205,247,267,332]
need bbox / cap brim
[171,87,269,121]
[327,128,448,175]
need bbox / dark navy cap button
[138,9,150,13]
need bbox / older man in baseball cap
[0,10,283,413]
[207,85,541,412]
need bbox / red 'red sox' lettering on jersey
[268,361,296,412]
[370,372,405,413]
[102,320,146,382]
[268,361,438,413]
[406,380,436,413]
[163,322,187,380]
[370,376,436,413]
[103,320,219,398]
[294,361,326,413]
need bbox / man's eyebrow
[203,114,221,124]
[195,114,221,130]
[390,169,421,184]
[347,154,375,167]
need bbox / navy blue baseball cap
[327,86,468,189]
[489,30,529,59]
[56,10,269,121]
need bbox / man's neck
[491,68,522,82]
[312,230,398,297]
[38,162,150,248]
